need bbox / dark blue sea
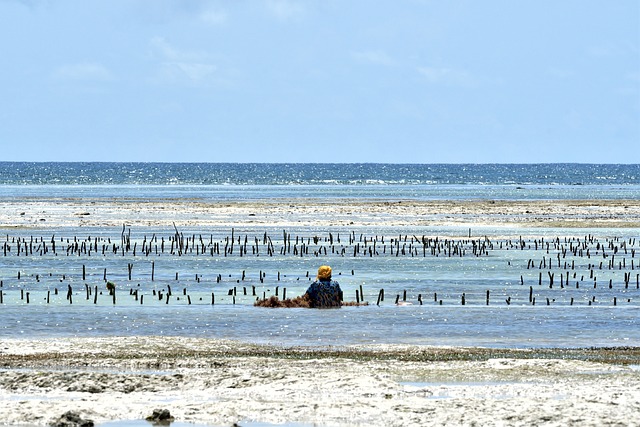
[0,162,638,200]
[2,163,639,186]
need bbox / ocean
[0,162,639,200]
[0,162,639,348]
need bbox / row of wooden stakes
[0,283,635,307]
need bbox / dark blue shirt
[305,280,342,308]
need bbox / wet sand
[1,337,639,426]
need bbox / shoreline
[3,336,640,367]
[1,337,640,426]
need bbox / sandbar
[1,198,639,229]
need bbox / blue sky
[1,0,638,163]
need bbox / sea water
[0,163,638,348]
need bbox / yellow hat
[317,265,332,281]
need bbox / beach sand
[1,197,640,426]
[1,337,639,427]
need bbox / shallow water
[1,303,637,348]
[1,222,639,348]
[2,182,640,201]
[1,164,639,349]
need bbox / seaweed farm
[1,224,638,348]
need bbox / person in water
[304,265,342,308]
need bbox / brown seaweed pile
[254,294,368,308]
[254,295,311,308]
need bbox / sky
[0,0,638,163]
